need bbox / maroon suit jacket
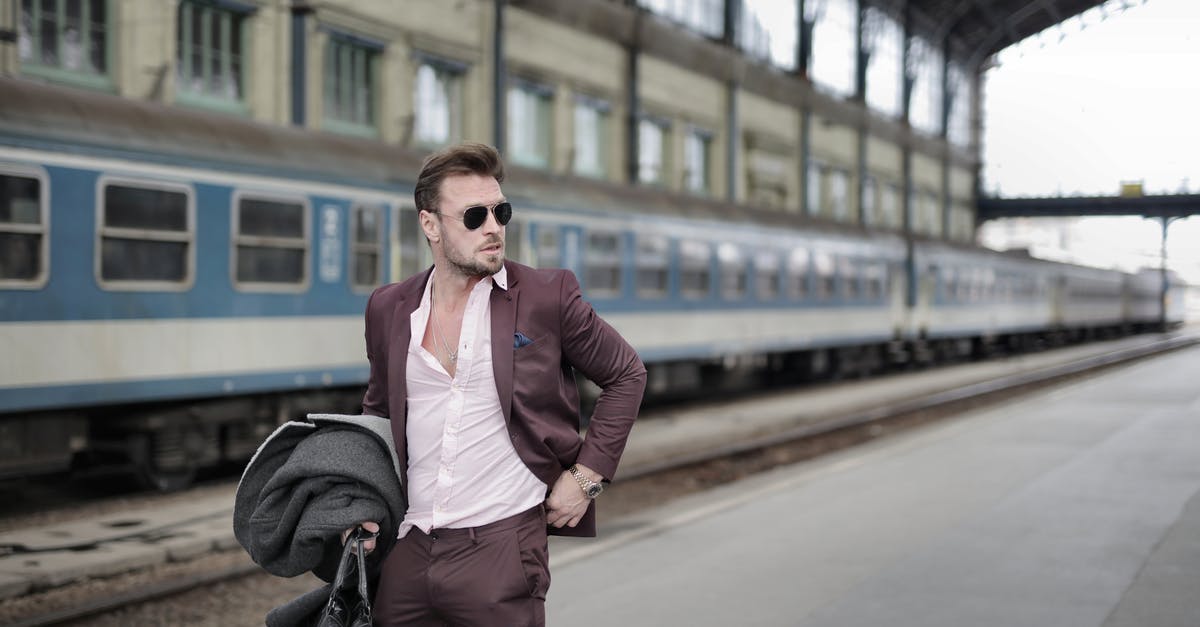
[361,260,647,537]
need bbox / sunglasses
[437,202,513,230]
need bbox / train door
[914,263,937,338]
[889,261,907,338]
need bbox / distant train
[0,78,1186,489]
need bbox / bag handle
[324,527,376,617]
[353,527,372,618]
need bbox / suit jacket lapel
[387,268,430,474]
[491,265,518,425]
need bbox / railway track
[3,331,1196,626]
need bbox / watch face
[586,483,603,498]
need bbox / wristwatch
[569,464,604,499]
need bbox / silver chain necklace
[430,281,458,364]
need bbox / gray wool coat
[233,413,406,626]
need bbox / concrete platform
[0,331,1195,601]
[547,342,1200,627]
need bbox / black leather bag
[315,527,374,627]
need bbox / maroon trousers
[373,505,550,626]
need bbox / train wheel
[133,428,199,492]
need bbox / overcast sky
[983,0,1199,197]
[980,0,1199,281]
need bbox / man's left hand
[545,463,601,528]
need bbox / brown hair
[413,142,506,214]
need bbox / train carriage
[0,77,1180,488]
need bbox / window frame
[678,239,712,300]
[754,250,782,301]
[507,77,555,169]
[635,232,670,299]
[18,0,114,91]
[683,127,713,195]
[349,203,385,293]
[230,190,311,293]
[718,242,748,301]
[0,164,51,290]
[572,93,611,179]
[583,229,624,298]
[321,28,382,137]
[534,225,561,269]
[94,175,196,292]
[175,0,253,113]
[637,115,670,186]
[412,52,468,149]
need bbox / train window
[863,262,885,300]
[718,244,747,300]
[233,194,308,289]
[535,227,560,268]
[0,171,46,286]
[839,258,859,299]
[813,252,835,300]
[635,233,669,298]
[398,206,425,279]
[755,251,781,301]
[679,240,712,299]
[504,218,524,265]
[584,231,623,296]
[786,249,809,300]
[350,205,384,291]
[98,181,193,288]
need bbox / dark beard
[445,240,504,278]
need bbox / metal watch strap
[569,464,602,498]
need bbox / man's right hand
[342,521,381,553]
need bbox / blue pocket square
[514,332,534,349]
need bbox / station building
[0,0,980,243]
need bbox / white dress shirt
[399,266,546,538]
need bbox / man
[353,142,646,626]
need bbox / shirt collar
[427,264,508,294]
[491,264,508,291]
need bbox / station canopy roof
[897,0,1112,63]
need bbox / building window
[234,195,309,289]
[351,205,383,291]
[573,95,610,179]
[584,231,623,296]
[0,171,47,286]
[177,0,250,107]
[861,175,877,227]
[683,128,712,195]
[638,118,668,186]
[881,183,900,229]
[635,233,669,298]
[413,57,465,148]
[18,0,109,87]
[508,80,553,169]
[637,0,723,38]
[98,181,193,288]
[864,7,903,118]
[324,32,380,134]
[829,169,849,221]
[805,161,822,216]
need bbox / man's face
[424,173,506,278]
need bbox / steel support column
[493,0,507,154]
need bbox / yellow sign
[1120,181,1144,197]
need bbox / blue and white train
[0,78,1185,488]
